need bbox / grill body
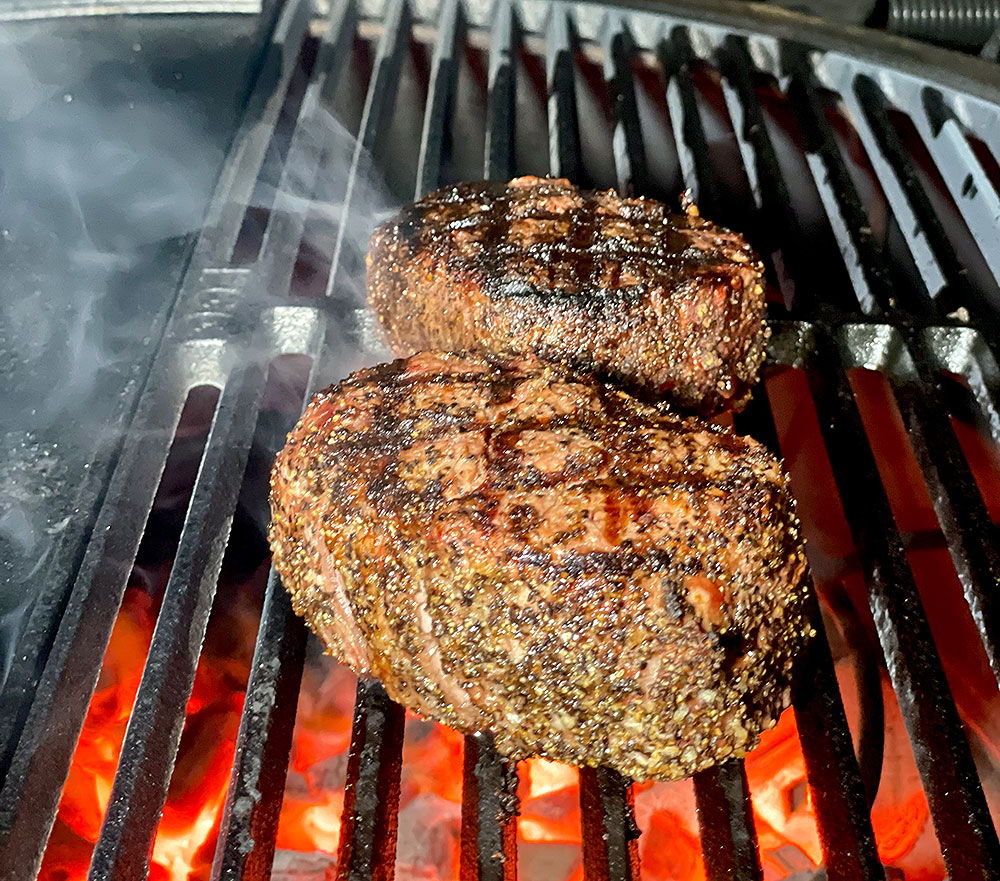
[1,0,1000,879]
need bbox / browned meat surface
[367,176,766,416]
[269,352,811,781]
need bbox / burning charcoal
[394,793,461,881]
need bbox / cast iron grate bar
[207,0,314,263]
[325,4,419,878]
[545,8,579,181]
[335,680,406,881]
[737,366,886,881]
[790,56,1000,685]
[416,0,463,199]
[327,0,411,300]
[887,360,1000,684]
[804,328,1000,880]
[917,88,1000,290]
[662,27,720,215]
[211,570,308,881]
[0,379,188,881]
[89,364,268,881]
[260,0,359,296]
[485,0,517,181]
[579,767,640,881]
[787,64,881,316]
[460,733,518,881]
[692,761,762,881]
[791,64,918,318]
[845,75,950,305]
[603,19,647,196]
[716,37,804,309]
[545,6,582,184]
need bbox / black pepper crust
[367,176,767,416]
[268,352,812,782]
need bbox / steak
[367,176,766,416]
[269,352,811,781]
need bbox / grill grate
[2,0,1000,878]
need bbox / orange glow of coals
[38,577,257,881]
[276,789,344,854]
[40,581,939,881]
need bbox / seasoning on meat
[367,176,767,416]
[269,352,812,781]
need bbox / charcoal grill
[1,0,1000,878]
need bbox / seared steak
[367,176,766,416]
[269,352,811,781]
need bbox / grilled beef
[367,176,766,416]
[269,352,811,781]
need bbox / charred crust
[367,176,766,416]
[269,352,812,782]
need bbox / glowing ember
[39,551,263,881]
[38,553,965,881]
[39,583,157,881]
[41,581,953,881]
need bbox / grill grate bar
[736,370,886,881]
[326,5,421,877]
[789,68,882,316]
[327,0,410,300]
[844,76,950,304]
[88,363,267,881]
[260,0,359,296]
[416,0,462,198]
[580,768,639,881]
[335,680,406,881]
[716,38,800,307]
[460,734,518,881]
[662,27,719,214]
[917,89,1000,290]
[206,0,313,265]
[850,330,1000,684]
[211,570,308,881]
[718,45,763,213]
[0,379,187,881]
[692,761,763,881]
[545,6,582,183]
[579,767,640,881]
[803,327,1000,880]
[794,53,1000,687]
[602,19,647,196]
[485,0,517,181]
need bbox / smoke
[0,18,399,691]
[0,19,229,688]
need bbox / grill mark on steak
[368,177,766,415]
[269,352,812,781]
